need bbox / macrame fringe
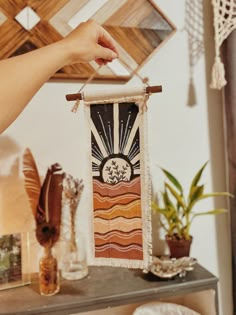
[84,104,95,265]
[139,95,153,272]
[210,56,227,90]
[187,78,197,106]
[91,257,146,269]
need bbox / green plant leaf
[190,161,208,187]
[161,168,183,194]
[152,201,170,216]
[193,208,228,218]
[152,206,168,216]
[197,192,234,201]
[187,162,208,204]
[151,201,164,213]
[165,182,186,209]
[162,189,176,210]
[188,185,204,211]
[160,220,169,233]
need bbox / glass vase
[61,235,88,280]
[39,247,60,296]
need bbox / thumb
[95,44,118,62]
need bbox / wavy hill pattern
[93,177,141,197]
[93,177,143,260]
[94,200,141,219]
[93,192,140,210]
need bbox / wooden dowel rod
[65,85,162,101]
[146,85,162,94]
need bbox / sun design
[90,102,140,184]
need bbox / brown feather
[22,148,41,217]
[36,163,64,248]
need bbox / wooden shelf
[0,264,218,315]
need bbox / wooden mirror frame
[0,0,176,82]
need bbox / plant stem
[70,205,77,252]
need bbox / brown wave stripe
[95,233,143,246]
[94,200,141,219]
[93,177,141,197]
[93,192,140,211]
[95,246,143,260]
[93,177,143,260]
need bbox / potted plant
[152,161,233,258]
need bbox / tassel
[210,56,227,90]
[187,78,197,106]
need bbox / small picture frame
[0,232,31,290]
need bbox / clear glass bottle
[61,235,88,280]
[39,247,60,296]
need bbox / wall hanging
[211,0,236,89]
[185,0,204,106]
[66,84,162,270]
[0,0,176,81]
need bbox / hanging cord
[71,65,102,113]
[70,61,150,113]
[121,58,150,87]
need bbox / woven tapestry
[84,93,152,270]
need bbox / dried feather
[22,148,41,217]
[36,163,64,248]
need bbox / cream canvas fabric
[83,88,152,270]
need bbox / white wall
[0,1,232,314]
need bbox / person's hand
[61,20,119,66]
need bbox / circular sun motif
[102,157,132,184]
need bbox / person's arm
[0,20,118,134]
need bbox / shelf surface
[0,264,218,315]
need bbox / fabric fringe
[84,104,95,265]
[90,257,146,269]
[137,94,153,271]
[210,56,227,90]
[187,78,197,106]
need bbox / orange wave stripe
[95,247,143,260]
[93,192,140,210]
[94,217,142,234]
[95,233,143,246]
[94,200,141,219]
[93,177,141,197]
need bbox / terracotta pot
[166,235,193,258]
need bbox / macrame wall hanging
[66,82,162,270]
[185,0,204,106]
[211,0,236,90]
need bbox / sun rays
[90,102,140,183]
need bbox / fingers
[97,44,118,60]
[95,59,106,66]
[95,44,118,65]
[97,27,119,56]
[61,19,119,65]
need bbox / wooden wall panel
[0,0,176,81]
